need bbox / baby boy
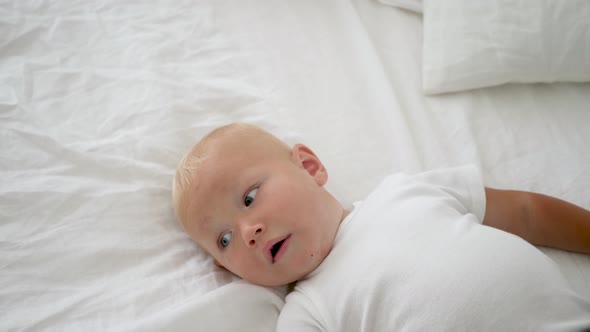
[173,123,590,331]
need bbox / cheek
[225,248,260,275]
[266,178,312,212]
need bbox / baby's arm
[483,188,590,255]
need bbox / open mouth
[271,239,286,259]
[265,234,291,264]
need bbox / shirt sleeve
[412,164,486,222]
[277,292,326,332]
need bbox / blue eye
[244,188,257,207]
[219,232,231,248]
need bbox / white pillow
[422,0,590,94]
[377,0,422,13]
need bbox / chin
[249,277,290,287]
[247,271,302,287]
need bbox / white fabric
[278,166,590,331]
[377,0,422,13]
[422,0,590,94]
[2,1,590,331]
[126,280,284,332]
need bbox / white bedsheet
[1,1,589,331]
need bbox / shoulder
[368,165,486,220]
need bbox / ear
[291,144,328,186]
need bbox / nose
[239,220,265,248]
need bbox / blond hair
[171,123,288,228]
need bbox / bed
[2,1,590,331]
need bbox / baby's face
[182,133,345,286]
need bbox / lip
[263,234,291,264]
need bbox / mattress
[1,1,589,331]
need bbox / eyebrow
[196,214,213,236]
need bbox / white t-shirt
[277,165,590,331]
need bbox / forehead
[183,137,269,234]
[186,153,241,227]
